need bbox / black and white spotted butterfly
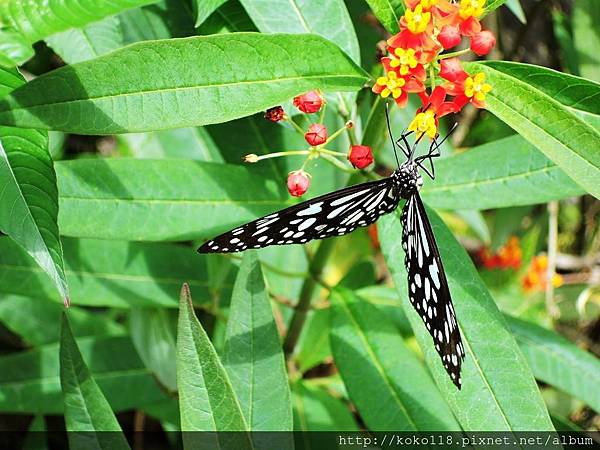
[198,105,465,388]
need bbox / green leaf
[130,308,177,391]
[239,0,360,64]
[0,67,68,303]
[117,127,223,161]
[0,0,154,49]
[0,29,35,67]
[292,381,358,431]
[55,159,290,240]
[469,61,600,199]
[223,251,293,431]
[45,16,124,64]
[194,0,229,26]
[379,210,555,430]
[507,316,600,414]
[119,0,196,43]
[296,308,331,373]
[0,334,167,414]
[363,0,404,34]
[198,0,257,35]
[573,0,600,82]
[421,134,585,210]
[330,287,459,431]
[0,295,124,346]
[0,33,369,134]
[485,0,508,14]
[0,236,223,308]
[60,314,130,447]
[479,61,600,117]
[176,284,251,441]
[22,416,48,450]
[504,0,526,24]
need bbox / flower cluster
[522,255,563,293]
[250,91,375,197]
[477,236,522,270]
[372,0,496,136]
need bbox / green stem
[320,153,353,173]
[438,48,470,60]
[287,117,306,135]
[283,237,337,357]
[255,150,310,161]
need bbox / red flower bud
[287,170,311,197]
[470,30,496,56]
[438,25,461,50]
[264,106,286,122]
[293,90,325,114]
[439,58,467,83]
[304,123,328,146]
[348,145,374,169]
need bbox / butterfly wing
[198,177,399,253]
[401,192,465,388]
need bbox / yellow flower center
[464,72,492,101]
[389,48,418,75]
[459,0,486,20]
[408,109,437,139]
[405,5,431,34]
[376,71,406,99]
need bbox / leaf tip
[180,282,192,307]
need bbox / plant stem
[283,237,337,357]
[438,48,470,60]
[255,150,310,161]
[287,117,306,135]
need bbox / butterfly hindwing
[198,177,400,253]
[401,193,465,388]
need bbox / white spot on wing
[297,202,323,216]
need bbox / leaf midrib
[479,63,600,172]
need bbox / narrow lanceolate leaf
[176,284,252,448]
[479,62,600,116]
[130,309,177,392]
[0,334,167,414]
[239,0,360,64]
[223,251,293,432]
[0,0,153,48]
[421,135,585,210]
[194,0,229,26]
[60,314,130,448]
[55,159,290,241]
[485,0,508,14]
[573,0,600,82]
[469,61,600,199]
[0,33,369,134]
[330,287,460,431]
[507,316,600,414]
[0,237,224,308]
[0,294,124,346]
[364,0,405,34]
[292,381,358,431]
[0,67,68,302]
[45,16,125,64]
[379,211,555,431]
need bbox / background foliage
[0,0,599,446]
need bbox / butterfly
[198,104,465,389]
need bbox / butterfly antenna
[385,101,401,168]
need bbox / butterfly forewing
[401,193,465,388]
[198,178,400,253]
